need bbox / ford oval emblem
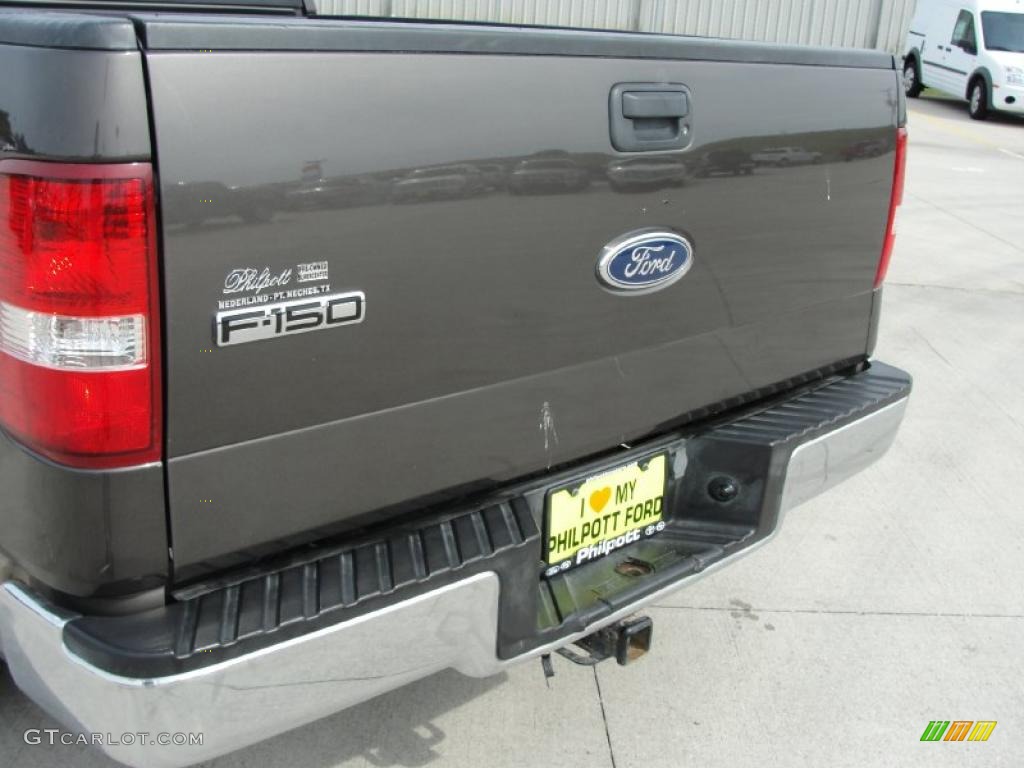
[596,230,694,295]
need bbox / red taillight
[0,160,162,469]
[875,125,908,288]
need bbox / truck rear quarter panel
[0,23,167,597]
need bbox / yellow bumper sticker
[545,453,667,573]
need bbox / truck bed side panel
[0,32,166,596]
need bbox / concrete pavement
[2,91,1022,767]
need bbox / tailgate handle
[621,91,688,119]
[609,83,692,153]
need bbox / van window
[982,12,1024,52]
[951,10,978,53]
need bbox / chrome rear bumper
[0,380,908,768]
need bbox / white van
[903,0,1024,119]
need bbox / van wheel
[969,80,989,120]
[903,59,923,98]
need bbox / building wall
[313,0,917,53]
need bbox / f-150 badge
[214,262,363,346]
[216,292,364,347]
[596,229,694,294]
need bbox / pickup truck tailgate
[140,19,899,578]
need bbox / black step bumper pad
[65,361,911,676]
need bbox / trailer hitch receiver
[556,615,654,667]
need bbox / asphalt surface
[2,91,1023,767]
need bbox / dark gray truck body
[0,6,911,766]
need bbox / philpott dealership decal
[214,262,364,347]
